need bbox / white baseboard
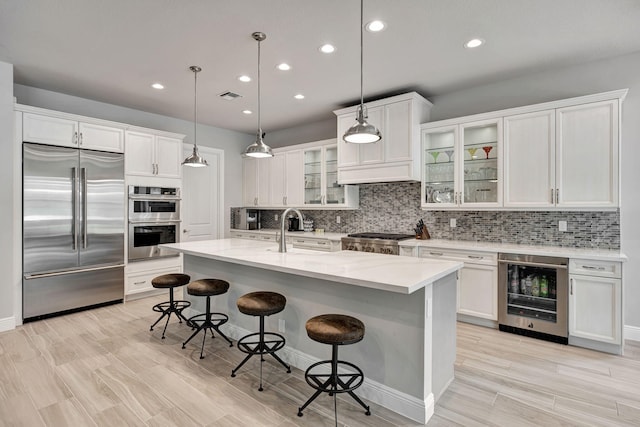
[624,324,640,342]
[221,322,430,424]
[0,316,16,333]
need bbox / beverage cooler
[498,253,569,344]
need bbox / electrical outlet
[278,319,285,333]
[559,220,567,232]
[336,215,341,224]
[450,218,457,228]
[274,214,279,221]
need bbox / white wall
[0,61,14,327]
[13,84,253,235]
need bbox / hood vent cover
[219,91,242,100]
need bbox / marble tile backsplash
[235,181,620,249]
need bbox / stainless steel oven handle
[498,259,567,269]
[129,220,181,226]
[128,194,181,201]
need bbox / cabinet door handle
[284,196,287,205]
[74,131,78,145]
[582,265,606,271]
[550,189,554,204]
[556,188,559,204]
[429,251,444,256]
[570,278,573,295]
[79,132,83,145]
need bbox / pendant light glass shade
[244,32,273,158]
[183,65,208,167]
[343,0,381,144]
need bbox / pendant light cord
[257,35,262,138]
[359,0,364,112]
[194,68,198,150]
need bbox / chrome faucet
[279,207,304,253]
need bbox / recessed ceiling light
[366,20,385,32]
[464,38,485,49]
[151,83,164,90]
[277,63,291,71]
[319,44,336,54]
[294,94,305,100]
[242,110,252,115]
[238,75,251,82]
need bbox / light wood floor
[1,294,639,426]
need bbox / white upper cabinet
[334,92,432,184]
[23,112,124,152]
[422,118,502,209]
[303,142,359,208]
[242,156,271,207]
[504,110,556,207]
[269,150,303,207]
[125,130,182,179]
[423,89,625,210]
[556,100,619,208]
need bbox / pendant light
[343,0,381,144]
[182,65,208,167]
[244,32,273,158]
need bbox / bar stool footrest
[236,332,286,355]
[187,312,229,328]
[304,360,364,393]
[152,300,191,314]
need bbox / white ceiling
[2,0,640,135]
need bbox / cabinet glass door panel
[423,127,456,206]
[461,121,500,205]
[324,146,342,204]
[304,148,322,205]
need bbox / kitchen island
[162,239,463,424]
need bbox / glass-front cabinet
[303,144,359,208]
[422,118,502,209]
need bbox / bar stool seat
[231,291,291,391]
[298,314,371,423]
[149,273,191,339]
[182,278,233,359]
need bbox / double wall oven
[128,186,180,261]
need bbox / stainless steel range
[341,233,415,255]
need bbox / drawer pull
[318,241,327,245]
[582,265,606,271]
[134,281,146,285]
[429,251,444,256]
[467,255,484,260]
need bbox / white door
[182,145,224,242]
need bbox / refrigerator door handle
[71,167,78,251]
[81,167,88,249]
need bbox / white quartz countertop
[230,228,347,241]
[399,239,627,262]
[162,239,462,294]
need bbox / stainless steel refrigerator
[23,143,125,321]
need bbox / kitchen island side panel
[184,253,428,399]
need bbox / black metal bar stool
[231,291,291,391]
[149,273,191,339]
[297,314,371,425]
[182,278,233,359]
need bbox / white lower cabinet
[230,230,275,242]
[418,248,498,322]
[125,258,183,298]
[289,236,340,252]
[569,259,622,347]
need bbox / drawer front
[570,259,621,278]
[291,238,335,251]
[418,247,497,265]
[126,266,181,295]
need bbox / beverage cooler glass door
[498,254,568,340]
